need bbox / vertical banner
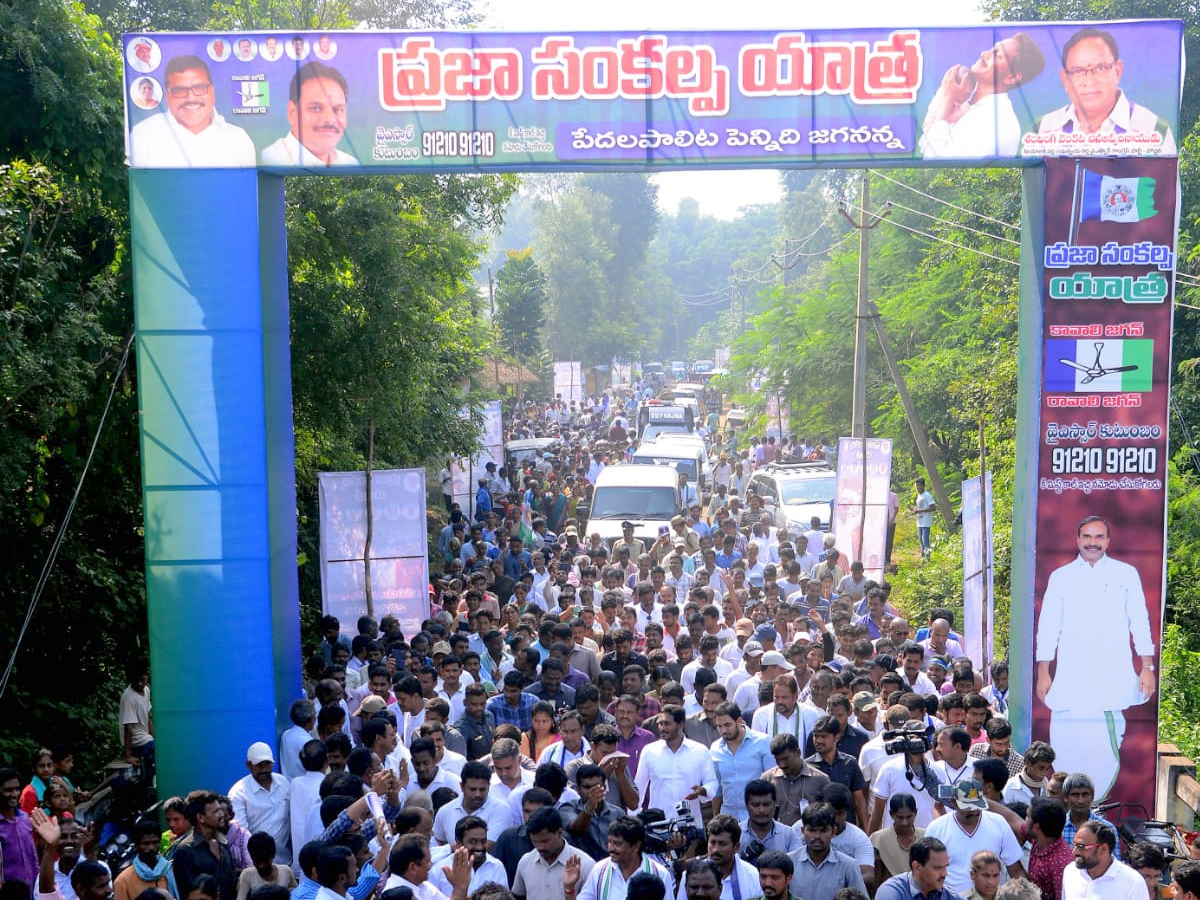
[1032,157,1175,803]
[764,393,789,439]
[319,469,431,638]
[833,437,893,582]
[612,358,632,387]
[454,400,504,518]
[554,361,582,405]
[961,473,996,673]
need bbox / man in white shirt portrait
[261,62,358,167]
[129,55,256,167]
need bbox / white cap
[246,741,275,765]
[760,651,795,671]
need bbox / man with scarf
[114,818,177,900]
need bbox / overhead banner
[1031,156,1175,803]
[122,22,1182,171]
[554,361,582,405]
[318,469,430,639]
[833,437,893,581]
[961,473,996,673]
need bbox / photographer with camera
[738,781,802,859]
[868,722,941,835]
[789,802,868,900]
[675,817,760,900]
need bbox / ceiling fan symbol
[1058,341,1138,384]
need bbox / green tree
[0,0,146,771]
[494,248,548,361]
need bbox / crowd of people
[0,390,1185,900]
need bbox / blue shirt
[711,729,774,819]
[715,550,743,569]
[487,691,538,730]
[876,872,968,900]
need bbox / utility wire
[883,198,1021,247]
[0,334,134,701]
[843,202,1019,268]
[871,169,1021,232]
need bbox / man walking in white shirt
[634,707,718,823]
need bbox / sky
[478,0,988,219]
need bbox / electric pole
[840,175,890,438]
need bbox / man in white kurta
[1036,516,1155,798]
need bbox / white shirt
[681,657,733,693]
[228,772,291,863]
[857,734,889,785]
[674,857,758,900]
[925,810,1023,894]
[750,704,820,747]
[1036,553,1153,714]
[489,768,535,804]
[920,91,1021,159]
[832,822,875,868]
[436,685,468,723]
[633,737,718,823]
[1036,91,1177,156]
[871,756,937,829]
[118,686,152,748]
[578,856,673,900]
[1060,857,1146,900]
[260,131,359,167]
[279,725,313,781]
[725,664,754,697]
[896,669,938,696]
[438,748,467,777]
[288,770,325,869]
[128,110,256,167]
[383,873,449,900]
[427,851,509,896]
[732,675,764,715]
[432,794,511,845]
[417,768,462,796]
[538,739,590,768]
[933,758,974,789]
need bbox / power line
[843,202,1019,268]
[0,334,134,701]
[870,169,1021,232]
[884,198,1021,247]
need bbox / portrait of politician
[919,33,1044,158]
[1035,514,1156,799]
[260,62,358,167]
[1035,27,1176,153]
[128,54,256,168]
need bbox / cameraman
[676,817,759,900]
[868,722,941,834]
[739,781,802,858]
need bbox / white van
[582,465,682,547]
[632,441,706,495]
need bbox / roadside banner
[833,437,892,582]
[1030,156,1176,802]
[123,23,1181,171]
[554,361,582,405]
[961,473,995,673]
[318,468,430,637]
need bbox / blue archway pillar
[129,169,301,799]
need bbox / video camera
[640,802,705,855]
[883,720,935,755]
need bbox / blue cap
[754,625,777,643]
